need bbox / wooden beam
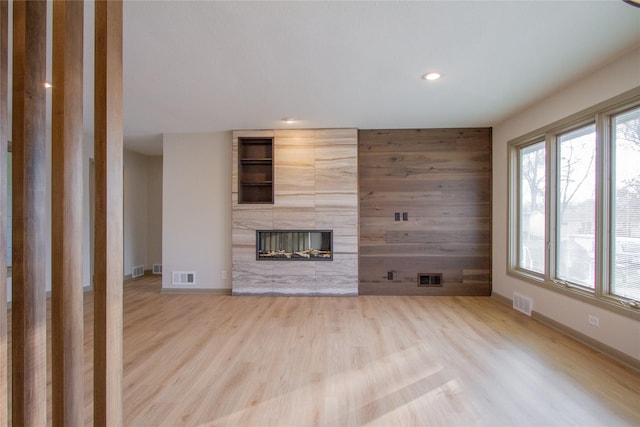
[94,1,123,426]
[11,1,48,426]
[51,1,84,426]
[0,1,8,425]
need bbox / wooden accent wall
[358,128,492,296]
[232,129,358,295]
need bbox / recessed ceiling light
[44,81,52,88]
[421,72,441,81]
[282,118,296,124]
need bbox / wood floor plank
[8,275,640,426]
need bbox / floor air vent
[417,273,443,287]
[152,264,162,275]
[513,292,533,316]
[173,271,196,286]
[132,265,144,279]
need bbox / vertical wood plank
[0,1,8,425]
[11,1,48,426]
[51,1,84,426]
[94,1,123,426]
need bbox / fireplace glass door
[257,230,332,260]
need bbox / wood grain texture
[232,129,358,295]
[93,1,123,425]
[11,1,48,425]
[359,128,492,296]
[51,1,84,425]
[11,275,639,426]
[0,1,8,424]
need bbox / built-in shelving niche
[238,137,273,204]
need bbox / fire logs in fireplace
[257,230,333,261]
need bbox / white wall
[82,133,95,288]
[124,150,149,276]
[162,132,232,290]
[492,47,640,361]
[146,156,163,268]
[122,150,163,276]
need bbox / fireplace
[257,230,333,261]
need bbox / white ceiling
[13,1,640,155]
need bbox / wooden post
[11,1,48,426]
[0,1,8,425]
[94,1,123,426]
[51,1,84,426]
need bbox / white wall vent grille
[513,292,533,316]
[173,271,196,286]
[132,265,145,279]
[152,264,162,275]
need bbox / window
[612,108,640,302]
[518,141,546,274]
[556,124,596,289]
[509,88,640,314]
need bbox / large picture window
[509,88,640,314]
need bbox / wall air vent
[513,292,533,316]
[417,273,442,287]
[152,264,162,275]
[132,265,144,279]
[173,271,196,286]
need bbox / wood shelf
[241,181,272,186]
[240,158,272,165]
[240,139,272,145]
[238,137,273,204]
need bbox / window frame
[510,137,547,279]
[553,121,597,290]
[508,87,640,320]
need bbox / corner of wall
[492,48,640,362]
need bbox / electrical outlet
[588,314,599,327]
[221,270,227,280]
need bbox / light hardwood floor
[10,275,640,426]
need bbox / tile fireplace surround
[232,129,358,295]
